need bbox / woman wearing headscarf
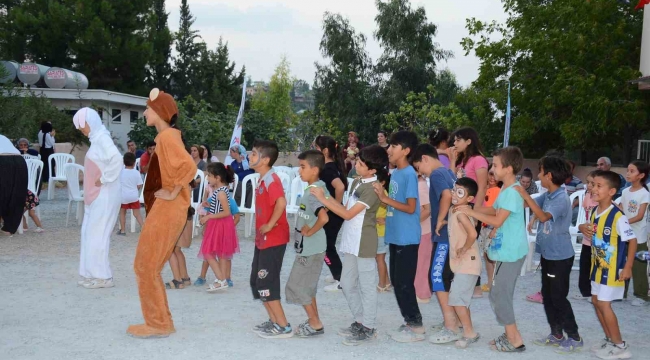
[229,144,254,207]
[0,135,28,235]
[38,121,56,186]
[73,108,123,289]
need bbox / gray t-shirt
[295,180,328,256]
[534,187,574,260]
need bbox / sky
[167,0,508,87]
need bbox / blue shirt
[429,167,457,243]
[385,166,421,245]
[487,183,528,262]
[230,158,254,181]
[534,187,574,260]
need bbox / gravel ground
[1,187,649,360]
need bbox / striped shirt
[208,186,231,214]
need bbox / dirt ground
[1,188,649,360]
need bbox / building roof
[12,88,147,106]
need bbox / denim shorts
[377,236,388,254]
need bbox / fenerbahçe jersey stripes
[590,205,636,287]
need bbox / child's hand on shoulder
[513,185,527,198]
[372,183,387,200]
[310,187,326,200]
[452,205,469,214]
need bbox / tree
[146,0,173,90]
[171,0,201,100]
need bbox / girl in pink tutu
[198,162,240,292]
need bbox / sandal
[429,328,462,344]
[165,279,184,289]
[481,284,491,292]
[206,279,228,293]
[526,291,543,304]
[456,333,481,349]
[377,284,393,292]
[490,334,526,352]
[182,278,191,287]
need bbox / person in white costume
[74,108,123,289]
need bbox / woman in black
[38,121,55,187]
[314,135,348,291]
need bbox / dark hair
[123,152,136,167]
[451,127,484,167]
[389,131,419,161]
[146,141,156,148]
[298,150,325,173]
[378,130,388,137]
[492,146,524,174]
[587,170,598,179]
[520,168,534,179]
[411,143,439,163]
[206,162,235,184]
[593,170,621,192]
[315,135,348,186]
[40,121,53,147]
[359,145,389,185]
[428,128,450,149]
[456,177,479,197]
[538,156,571,186]
[127,140,135,145]
[629,160,650,190]
[202,144,212,162]
[191,144,204,159]
[253,139,279,166]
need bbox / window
[112,109,121,123]
[130,111,139,126]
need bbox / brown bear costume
[126,89,197,338]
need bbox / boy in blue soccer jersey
[579,170,637,360]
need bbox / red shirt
[255,170,289,249]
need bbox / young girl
[198,162,240,292]
[415,173,432,302]
[575,171,597,301]
[428,128,451,169]
[23,189,44,232]
[519,168,539,195]
[376,177,391,292]
[621,160,650,306]
[479,164,501,292]
[314,135,348,291]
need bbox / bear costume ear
[149,88,160,101]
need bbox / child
[576,171,598,300]
[414,172,432,303]
[459,146,528,352]
[375,176,391,292]
[373,131,423,343]
[578,170,637,359]
[515,156,583,353]
[311,145,388,345]
[480,164,501,292]
[118,152,144,235]
[198,162,240,292]
[249,140,292,339]
[22,189,44,232]
[448,177,481,349]
[412,144,459,344]
[165,204,194,289]
[621,160,649,306]
[194,182,241,287]
[285,150,330,337]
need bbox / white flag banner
[224,84,247,165]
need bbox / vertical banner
[503,81,511,147]
[224,84,247,165]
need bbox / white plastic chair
[231,173,239,193]
[191,170,206,237]
[239,173,260,238]
[521,193,541,275]
[48,153,75,200]
[64,163,85,227]
[569,190,586,268]
[17,159,44,234]
[286,176,308,229]
[276,172,291,200]
[21,154,38,161]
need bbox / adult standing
[128,88,196,339]
[377,131,390,151]
[127,140,144,158]
[139,141,156,175]
[190,144,206,202]
[428,128,451,169]
[0,135,28,236]
[74,108,123,289]
[38,121,55,187]
[229,144,254,207]
[16,138,39,156]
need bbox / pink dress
[199,186,239,260]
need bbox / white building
[17,88,147,151]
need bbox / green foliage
[146,0,173,90]
[171,0,201,99]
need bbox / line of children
[576,171,598,301]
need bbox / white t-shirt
[621,187,649,244]
[120,168,143,204]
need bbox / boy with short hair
[312,145,388,345]
[118,152,144,235]
[249,140,292,339]
[285,150,330,337]
[412,144,460,343]
[515,156,583,353]
[459,146,528,352]
[373,131,424,343]
[579,170,637,360]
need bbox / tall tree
[146,0,173,90]
[171,0,201,99]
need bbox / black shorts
[430,242,454,292]
[250,244,286,302]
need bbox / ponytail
[315,135,348,188]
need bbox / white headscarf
[0,134,20,154]
[73,107,111,143]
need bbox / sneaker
[338,322,363,337]
[294,322,324,337]
[556,337,584,353]
[342,326,376,346]
[252,320,274,334]
[83,278,114,289]
[573,294,590,300]
[226,279,233,287]
[34,227,44,233]
[631,297,648,306]
[391,325,426,343]
[533,334,565,347]
[194,277,206,286]
[591,338,612,353]
[324,281,342,292]
[324,275,336,284]
[77,278,93,286]
[257,323,294,339]
[117,231,126,236]
[595,342,632,359]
